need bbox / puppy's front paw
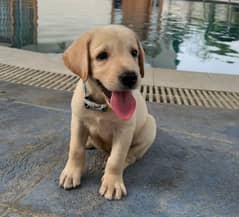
[59,162,82,190]
[99,174,127,200]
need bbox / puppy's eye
[131,49,138,58]
[96,51,108,61]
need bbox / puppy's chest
[85,116,115,143]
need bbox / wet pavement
[0,81,239,217]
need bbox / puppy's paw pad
[99,174,127,200]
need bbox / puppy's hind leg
[124,114,156,169]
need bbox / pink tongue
[110,91,136,121]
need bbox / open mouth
[95,79,112,100]
[95,79,136,121]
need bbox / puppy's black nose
[119,71,138,88]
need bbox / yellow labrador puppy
[59,25,156,200]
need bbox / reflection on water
[0,0,37,47]
[0,0,239,74]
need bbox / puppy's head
[63,25,145,120]
[63,25,144,89]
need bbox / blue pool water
[0,0,239,74]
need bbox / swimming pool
[0,0,239,74]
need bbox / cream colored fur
[59,25,156,200]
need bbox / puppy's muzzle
[119,71,138,89]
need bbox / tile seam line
[0,98,70,113]
[159,127,236,145]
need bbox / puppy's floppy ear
[137,39,145,78]
[63,32,92,82]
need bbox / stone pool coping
[0,45,239,92]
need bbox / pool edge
[1,46,239,93]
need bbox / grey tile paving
[150,103,239,145]
[19,126,239,217]
[0,100,70,203]
[0,207,6,215]
[0,81,72,110]
[5,212,22,217]
[0,82,239,217]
